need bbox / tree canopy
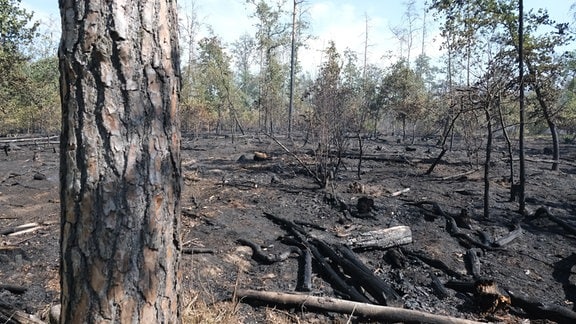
[2,0,575,144]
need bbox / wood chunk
[465,248,482,278]
[474,279,510,314]
[493,225,522,247]
[390,188,410,197]
[430,273,451,299]
[356,196,374,214]
[305,240,370,303]
[347,226,412,249]
[237,154,250,163]
[0,284,27,295]
[253,151,268,161]
[32,173,46,180]
[181,248,215,254]
[0,301,44,324]
[386,247,407,269]
[454,208,473,229]
[347,181,364,193]
[0,223,41,236]
[297,248,312,292]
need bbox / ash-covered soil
[1,133,575,323]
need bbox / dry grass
[181,290,354,324]
[181,292,241,324]
[181,271,304,324]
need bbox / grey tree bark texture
[58,0,182,322]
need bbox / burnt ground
[1,133,575,323]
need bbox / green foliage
[231,34,259,111]
[0,0,57,134]
[0,0,37,87]
[557,51,576,133]
[0,56,59,134]
[0,0,38,67]
[380,60,428,130]
[247,0,291,133]
[311,42,341,141]
[308,42,370,186]
[189,36,244,134]
[308,42,343,186]
[429,0,575,134]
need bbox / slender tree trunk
[483,105,493,219]
[546,118,560,171]
[288,0,297,138]
[59,1,182,323]
[496,96,514,182]
[357,132,363,180]
[427,110,462,175]
[531,78,560,171]
[402,115,406,142]
[518,0,526,213]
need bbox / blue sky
[21,0,575,72]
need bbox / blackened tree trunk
[483,104,493,219]
[58,0,182,323]
[518,0,526,212]
[533,82,560,171]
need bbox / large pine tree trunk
[58,1,182,323]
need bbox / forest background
[2,0,576,155]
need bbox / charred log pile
[234,207,576,323]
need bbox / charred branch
[237,238,300,264]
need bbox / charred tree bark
[518,2,526,213]
[356,132,363,180]
[426,108,461,175]
[523,57,560,172]
[59,1,182,323]
[483,104,493,219]
[496,96,515,197]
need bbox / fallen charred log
[0,301,44,324]
[446,216,499,251]
[528,206,576,237]
[492,224,522,248]
[445,279,576,323]
[0,284,27,295]
[411,201,522,249]
[506,289,576,324]
[346,225,412,250]
[181,247,215,254]
[404,249,465,279]
[237,238,300,264]
[445,279,511,314]
[430,272,451,299]
[235,289,485,324]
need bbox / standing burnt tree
[58,0,182,322]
